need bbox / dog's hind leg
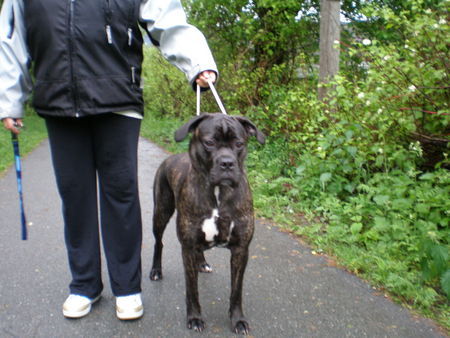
[150,172,175,281]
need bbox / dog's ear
[174,114,211,142]
[234,116,266,145]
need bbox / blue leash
[11,132,27,240]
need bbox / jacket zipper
[127,1,137,86]
[68,0,80,117]
[127,1,134,47]
[105,0,113,44]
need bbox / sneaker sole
[63,295,101,319]
[116,306,144,320]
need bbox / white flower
[376,87,382,92]
[333,40,340,45]
[408,85,417,92]
[366,100,371,106]
[433,24,439,29]
[378,148,383,154]
[439,18,446,25]
[357,92,365,99]
[383,55,391,61]
[425,9,432,14]
[317,146,322,151]
[362,39,371,46]
[377,108,383,114]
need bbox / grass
[140,111,189,154]
[0,110,47,175]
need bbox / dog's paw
[198,263,213,273]
[149,268,162,281]
[187,318,206,332]
[233,320,250,335]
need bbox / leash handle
[196,79,228,116]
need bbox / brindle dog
[149,113,265,334]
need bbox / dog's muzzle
[211,153,240,186]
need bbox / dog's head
[175,113,265,187]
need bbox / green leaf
[374,216,390,229]
[415,203,430,214]
[320,172,332,183]
[351,222,363,234]
[345,130,354,140]
[430,245,449,273]
[441,269,450,299]
[391,198,412,210]
[296,165,306,176]
[373,195,390,205]
[346,146,357,157]
[419,173,435,181]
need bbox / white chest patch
[228,221,235,241]
[214,186,220,205]
[202,209,219,242]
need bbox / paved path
[0,138,446,338]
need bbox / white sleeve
[0,0,32,120]
[140,0,218,88]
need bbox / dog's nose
[219,158,235,171]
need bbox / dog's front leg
[229,246,250,335]
[182,246,205,332]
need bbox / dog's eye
[204,140,215,147]
[235,141,244,149]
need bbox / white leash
[196,82,201,116]
[196,79,228,116]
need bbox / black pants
[45,114,142,298]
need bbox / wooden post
[318,0,341,101]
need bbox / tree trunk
[318,0,341,101]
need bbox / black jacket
[24,0,144,117]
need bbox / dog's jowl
[150,113,265,334]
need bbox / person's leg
[92,114,142,297]
[45,116,103,299]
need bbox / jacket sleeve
[139,0,218,88]
[0,0,32,120]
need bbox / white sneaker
[116,293,144,320]
[63,294,101,318]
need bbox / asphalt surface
[0,138,446,338]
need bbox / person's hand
[196,70,217,88]
[2,118,23,135]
